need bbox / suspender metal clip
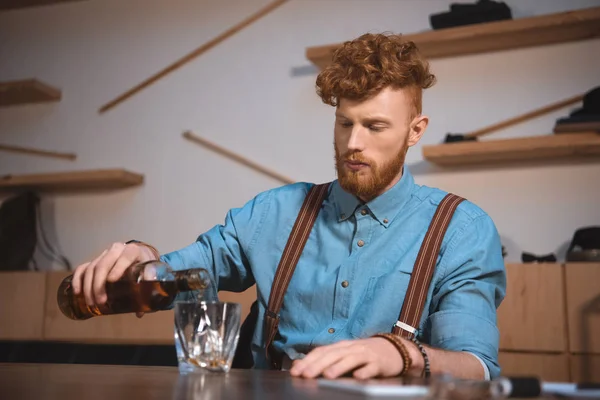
[394,320,416,334]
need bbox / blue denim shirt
[161,167,506,377]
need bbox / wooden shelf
[0,79,61,107]
[0,169,144,193]
[422,132,600,166]
[306,6,600,69]
[0,0,85,11]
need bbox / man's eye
[369,125,384,132]
[340,122,353,128]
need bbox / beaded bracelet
[372,333,412,376]
[410,336,431,378]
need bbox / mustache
[341,152,371,165]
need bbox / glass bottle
[57,260,211,320]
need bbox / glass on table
[174,300,242,374]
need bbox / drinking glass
[174,301,242,374]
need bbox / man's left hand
[288,337,403,380]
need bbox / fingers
[73,249,106,303]
[73,241,159,308]
[290,342,356,379]
[72,262,90,295]
[83,259,97,306]
[92,242,127,304]
[289,338,402,380]
[352,363,380,380]
[106,244,141,282]
[296,340,353,366]
[73,249,109,295]
[322,351,372,379]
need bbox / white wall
[1,0,599,269]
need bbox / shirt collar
[331,166,415,228]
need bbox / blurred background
[0,0,598,267]
[0,0,599,383]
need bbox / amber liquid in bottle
[57,269,210,320]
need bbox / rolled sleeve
[159,190,272,304]
[424,213,507,379]
[427,311,499,378]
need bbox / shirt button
[383,218,389,224]
[328,328,335,334]
[360,209,367,216]
[341,280,349,288]
[341,213,346,219]
[357,240,365,247]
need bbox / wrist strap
[410,336,431,378]
[372,333,412,377]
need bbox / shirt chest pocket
[349,261,414,339]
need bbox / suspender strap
[393,193,465,339]
[264,182,330,369]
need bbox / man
[72,33,506,380]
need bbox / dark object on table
[554,86,600,133]
[566,226,600,262]
[521,252,557,263]
[429,0,512,30]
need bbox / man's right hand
[71,242,158,308]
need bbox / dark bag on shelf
[0,191,72,271]
[0,192,39,271]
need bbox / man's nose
[347,127,366,151]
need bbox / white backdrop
[1,0,599,269]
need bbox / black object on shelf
[555,86,600,133]
[429,0,512,30]
[566,226,600,262]
[521,252,557,263]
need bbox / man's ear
[407,115,429,147]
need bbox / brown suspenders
[392,193,465,339]
[264,183,331,369]
[263,183,464,368]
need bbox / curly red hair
[316,33,436,117]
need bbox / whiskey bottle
[57,260,211,320]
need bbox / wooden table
[0,363,392,400]
[0,363,565,400]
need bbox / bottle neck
[174,268,211,292]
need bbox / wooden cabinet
[0,263,598,382]
[499,352,570,382]
[565,263,600,354]
[570,354,600,382]
[0,271,255,345]
[496,262,600,382]
[498,263,567,352]
[0,271,46,340]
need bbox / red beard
[335,142,407,201]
